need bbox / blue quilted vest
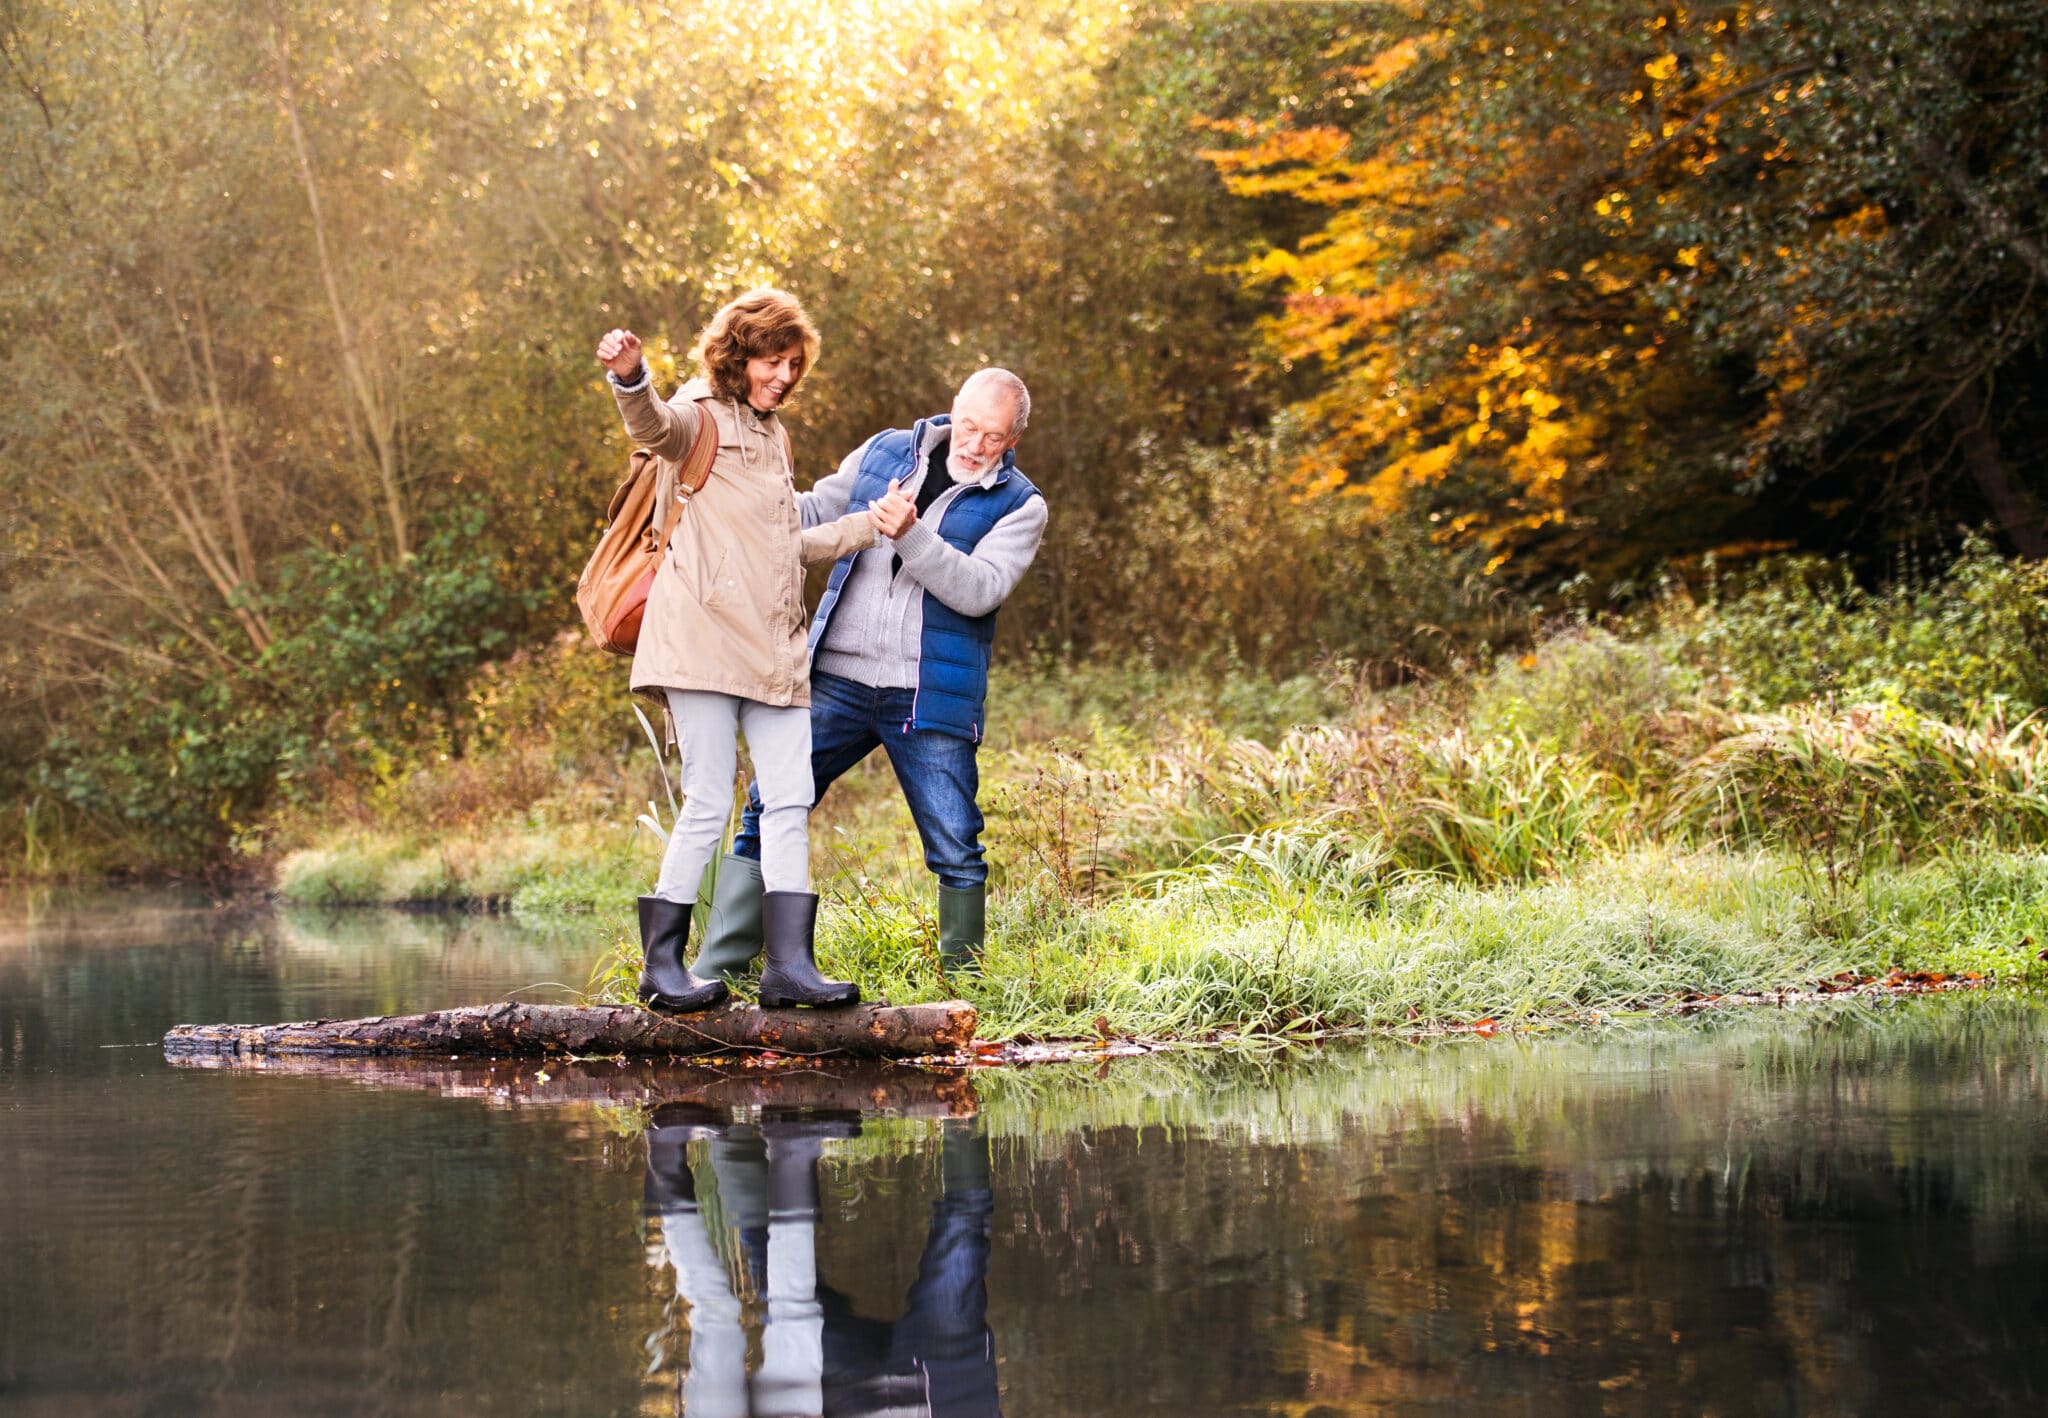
[808,415,1040,742]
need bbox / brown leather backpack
[575,408,718,655]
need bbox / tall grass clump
[776,846,1878,1040]
[988,718,1630,892]
[1667,703,2048,858]
[1468,626,1689,780]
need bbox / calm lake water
[4,886,2047,1416]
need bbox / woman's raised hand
[595,328,645,379]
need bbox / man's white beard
[946,442,996,484]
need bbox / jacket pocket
[699,546,733,607]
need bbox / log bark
[163,1052,979,1115]
[163,1000,977,1061]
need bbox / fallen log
[163,1000,976,1061]
[163,1052,979,1115]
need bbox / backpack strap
[652,399,719,546]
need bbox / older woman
[595,289,875,1012]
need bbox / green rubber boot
[940,1116,992,1194]
[689,853,766,982]
[937,882,986,975]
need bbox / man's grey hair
[959,367,1031,434]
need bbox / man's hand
[596,328,646,381]
[868,479,917,538]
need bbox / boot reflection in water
[644,1104,749,1418]
[820,1116,1001,1418]
[645,1109,999,1417]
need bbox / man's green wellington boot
[689,852,766,982]
[937,882,986,975]
[940,1116,992,1195]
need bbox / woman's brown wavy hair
[691,287,821,405]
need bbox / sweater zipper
[904,426,937,730]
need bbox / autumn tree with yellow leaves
[1205,0,2048,579]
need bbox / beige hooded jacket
[613,375,874,706]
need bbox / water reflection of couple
[644,1105,999,1417]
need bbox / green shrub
[32,511,534,867]
[1660,540,2048,717]
[1469,626,1688,779]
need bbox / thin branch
[271,19,410,558]
[1621,64,1819,178]
[0,3,55,130]
[22,616,204,680]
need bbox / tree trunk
[163,1000,977,1061]
[1955,388,2048,558]
[163,1052,980,1116]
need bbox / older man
[693,368,1047,977]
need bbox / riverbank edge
[929,969,2010,1066]
[225,838,2048,1049]
[154,971,2018,1079]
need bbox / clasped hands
[867,479,916,538]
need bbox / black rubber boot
[757,891,860,1009]
[937,882,986,975]
[636,895,729,1014]
[643,1102,726,1215]
[689,852,766,982]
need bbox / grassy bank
[244,546,2048,1039]
[586,844,2039,1041]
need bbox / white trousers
[653,690,813,899]
[657,1135,826,1418]
[661,1210,749,1418]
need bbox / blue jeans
[735,671,986,889]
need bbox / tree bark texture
[163,1052,979,1116]
[1956,392,2048,558]
[163,1000,977,1062]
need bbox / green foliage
[1665,703,2048,859]
[7,0,2048,883]
[31,516,529,867]
[981,718,1632,891]
[809,846,2035,1040]
[1469,627,1688,779]
[1660,542,2048,717]
[277,821,650,910]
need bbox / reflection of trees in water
[967,999,2048,1414]
[10,893,2048,1417]
[0,887,594,1074]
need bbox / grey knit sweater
[797,422,1048,689]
